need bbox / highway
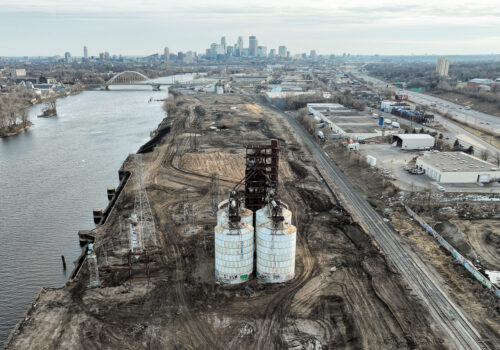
[261,99,493,350]
[359,74,499,159]
[360,74,500,134]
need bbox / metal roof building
[393,134,435,150]
[416,152,500,183]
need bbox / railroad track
[262,100,490,350]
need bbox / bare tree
[494,153,500,166]
[480,148,490,161]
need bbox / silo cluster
[214,199,296,284]
[214,139,296,285]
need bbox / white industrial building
[393,134,435,150]
[416,152,500,183]
[381,101,411,113]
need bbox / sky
[1,0,499,56]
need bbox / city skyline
[1,0,499,56]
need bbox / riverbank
[0,84,172,344]
[0,122,33,138]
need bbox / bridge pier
[105,85,110,91]
[152,84,161,91]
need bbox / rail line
[262,100,491,350]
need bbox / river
[0,74,191,344]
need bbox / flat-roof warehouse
[308,103,399,140]
[416,152,500,183]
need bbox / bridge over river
[95,71,195,91]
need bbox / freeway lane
[359,74,500,134]
[358,74,499,158]
[260,98,493,350]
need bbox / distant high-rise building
[184,51,195,63]
[104,52,110,61]
[310,50,317,60]
[257,46,267,57]
[227,46,234,56]
[237,36,244,56]
[269,48,276,57]
[209,43,218,58]
[221,36,227,51]
[249,36,257,57]
[164,47,170,64]
[64,51,71,63]
[436,57,450,77]
[278,46,287,58]
[99,52,105,61]
[83,46,88,60]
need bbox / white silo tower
[214,192,254,284]
[256,200,296,283]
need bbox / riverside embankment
[0,74,191,344]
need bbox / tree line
[0,87,35,135]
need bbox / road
[360,74,500,134]
[374,108,488,154]
[359,74,499,158]
[260,99,494,350]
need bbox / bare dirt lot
[6,94,450,349]
[452,219,500,269]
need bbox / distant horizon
[1,1,499,56]
[2,52,500,59]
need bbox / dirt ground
[323,144,500,347]
[6,94,449,349]
[452,219,500,269]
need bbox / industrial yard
[5,93,450,349]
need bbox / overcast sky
[1,0,499,56]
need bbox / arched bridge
[104,71,166,91]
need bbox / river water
[0,75,191,344]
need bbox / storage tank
[217,199,253,227]
[215,221,254,284]
[255,201,292,228]
[256,221,296,283]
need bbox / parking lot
[358,143,500,193]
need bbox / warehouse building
[308,103,400,140]
[416,152,500,183]
[393,134,435,150]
